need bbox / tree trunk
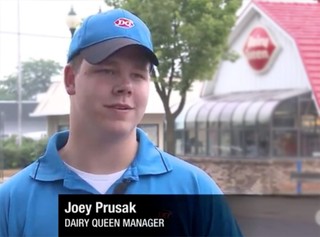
[165,113,176,156]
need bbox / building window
[272,130,297,157]
[138,124,159,146]
[273,99,297,128]
[185,121,196,154]
[197,122,206,155]
[257,126,270,157]
[220,129,231,157]
[231,126,244,157]
[272,98,298,157]
[174,129,185,155]
[300,99,320,157]
[243,128,258,157]
[209,122,219,156]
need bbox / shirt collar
[30,128,172,182]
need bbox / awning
[176,89,310,129]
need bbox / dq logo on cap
[114,18,134,29]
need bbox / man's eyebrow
[131,59,151,70]
[96,60,117,67]
[100,59,150,71]
[133,63,150,71]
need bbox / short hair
[69,54,84,74]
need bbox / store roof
[254,0,320,111]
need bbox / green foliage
[0,59,62,100]
[0,136,47,169]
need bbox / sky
[0,0,110,79]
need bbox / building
[176,0,320,159]
[0,101,46,139]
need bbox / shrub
[0,135,48,169]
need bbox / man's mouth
[104,104,133,110]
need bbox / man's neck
[59,128,138,174]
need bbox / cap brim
[80,38,159,66]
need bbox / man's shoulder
[0,162,37,196]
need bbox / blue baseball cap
[67,8,159,66]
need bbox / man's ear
[64,65,76,95]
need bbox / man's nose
[112,77,133,96]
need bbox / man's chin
[100,123,136,138]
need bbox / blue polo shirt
[0,128,242,237]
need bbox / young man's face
[68,45,151,137]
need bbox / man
[0,8,242,236]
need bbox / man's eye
[97,69,115,75]
[132,73,145,80]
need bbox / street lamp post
[65,6,81,37]
[17,0,22,146]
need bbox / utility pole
[17,0,22,146]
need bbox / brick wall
[182,156,320,194]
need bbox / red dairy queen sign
[243,26,278,72]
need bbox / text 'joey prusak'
[64,202,137,215]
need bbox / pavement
[228,195,320,237]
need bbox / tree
[105,0,241,155]
[0,59,62,100]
